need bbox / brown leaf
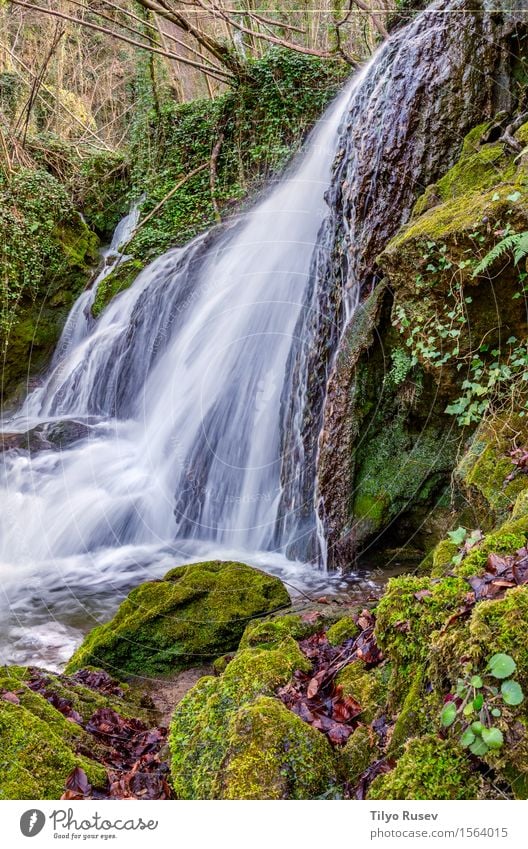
[64,766,91,798]
[414,589,433,601]
[1,691,20,704]
[327,723,353,745]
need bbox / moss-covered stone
[336,660,388,724]
[0,665,115,800]
[367,735,481,800]
[91,258,143,318]
[374,574,469,667]
[0,700,107,800]
[67,560,290,678]
[456,414,528,528]
[326,616,360,646]
[0,166,99,403]
[454,516,528,578]
[239,611,319,650]
[388,666,434,755]
[221,696,337,799]
[340,724,379,785]
[169,635,313,798]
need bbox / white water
[0,80,373,666]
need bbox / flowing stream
[0,0,511,667]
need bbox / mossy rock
[169,635,312,798]
[456,414,528,528]
[336,660,388,724]
[238,611,320,650]
[221,696,337,800]
[326,616,360,646]
[454,516,528,578]
[340,724,379,785]
[0,675,108,800]
[388,666,434,755]
[367,735,481,800]
[91,258,143,318]
[67,560,290,678]
[374,574,470,667]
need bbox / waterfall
[0,0,516,665]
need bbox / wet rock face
[316,0,528,567]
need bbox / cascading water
[0,79,362,666]
[0,0,520,667]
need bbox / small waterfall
[0,0,518,664]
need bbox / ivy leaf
[471,720,484,734]
[481,727,504,749]
[460,728,476,748]
[501,680,525,706]
[447,527,467,546]
[440,702,457,727]
[470,675,483,689]
[488,653,516,679]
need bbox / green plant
[394,225,528,427]
[440,653,525,757]
[471,230,528,277]
[447,526,483,567]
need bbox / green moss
[0,700,106,800]
[67,560,290,677]
[388,667,434,755]
[367,735,481,800]
[0,166,99,401]
[430,538,459,577]
[512,489,528,519]
[457,416,528,525]
[91,258,144,318]
[326,616,360,646]
[239,612,319,650]
[169,635,310,798]
[374,574,470,667]
[336,660,387,724]
[222,696,336,800]
[341,725,378,785]
[468,586,528,690]
[454,517,528,578]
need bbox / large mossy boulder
[67,560,290,677]
[169,620,337,799]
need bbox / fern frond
[513,231,528,264]
[472,232,528,278]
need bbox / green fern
[472,231,528,278]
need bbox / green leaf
[469,738,489,756]
[471,721,484,734]
[491,708,502,717]
[440,702,457,727]
[470,675,483,689]
[501,680,525,706]
[507,191,522,202]
[447,527,467,546]
[481,727,504,749]
[473,693,484,711]
[463,703,474,717]
[460,728,476,748]
[488,653,516,679]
